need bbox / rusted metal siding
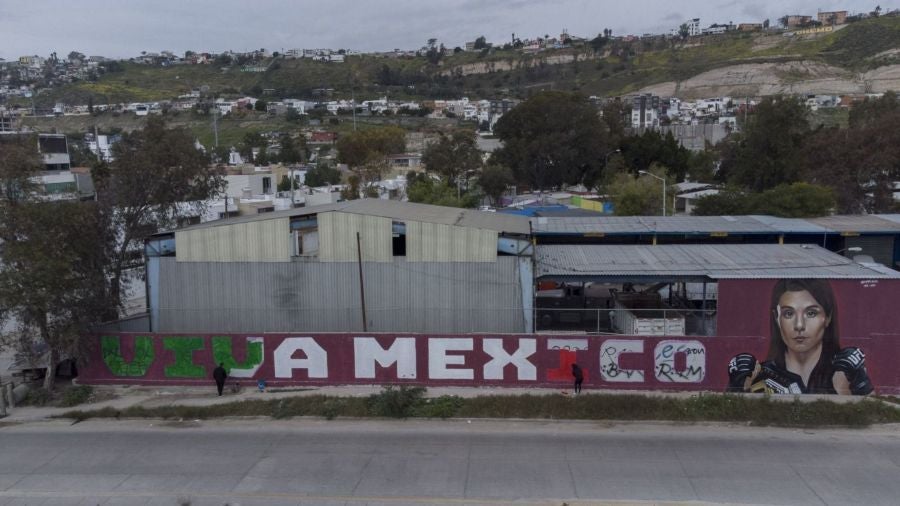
[156,257,525,333]
[175,218,291,262]
[318,212,393,262]
[406,221,497,262]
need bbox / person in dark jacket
[213,363,228,396]
[571,363,584,394]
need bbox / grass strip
[56,387,900,428]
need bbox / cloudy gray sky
[0,0,887,60]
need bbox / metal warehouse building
[145,199,533,334]
[530,214,900,269]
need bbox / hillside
[24,16,900,109]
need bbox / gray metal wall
[156,257,526,333]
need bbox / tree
[425,38,444,64]
[492,91,613,191]
[67,51,85,62]
[679,23,690,38]
[239,131,265,160]
[336,126,405,168]
[757,183,835,217]
[718,96,809,192]
[93,117,224,316]
[0,201,109,390]
[285,108,302,123]
[0,136,109,390]
[589,33,609,52]
[421,130,483,187]
[407,176,478,208]
[255,146,269,166]
[211,145,231,165]
[692,183,835,217]
[478,163,515,206]
[686,149,718,182]
[802,92,900,213]
[277,175,294,192]
[0,135,41,203]
[279,134,306,164]
[254,100,268,112]
[304,163,343,187]
[608,164,671,216]
[473,36,488,50]
[600,100,628,147]
[691,187,755,216]
[620,130,690,181]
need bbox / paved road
[1,419,899,506]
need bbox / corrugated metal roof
[532,215,777,234]
[337,199,530,234]
[878,214,900,226]
[535,244,900,279]
[808,215,900,233]
[746,215,830,233]
[171,199,530,235]
[531,214,900,235]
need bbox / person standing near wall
[571,363,584,394]
[213,363,228,396]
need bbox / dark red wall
[80,332,900,394]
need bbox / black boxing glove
[832,347,874,395]
[751,361,802,394]
[727,353,756,391]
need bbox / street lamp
[638,170,666,216]
[604,149,620,167]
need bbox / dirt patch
[637,60,869,98]
[750,34,784,53]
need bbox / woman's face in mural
[776,289,831,356]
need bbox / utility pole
[290,165,295,208]
[356,232,368,331]
[213,108,219,147]
[352,88,357,131]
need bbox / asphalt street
[1,419,899,506]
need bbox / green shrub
[59,386,93,407]
[367,385,426,418]
[321,399,344,420]
[413,395,463,419]
[23,388,52,406]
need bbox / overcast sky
[0,0,888,60]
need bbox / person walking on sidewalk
[213,363,228,396]
[571,363,584,395]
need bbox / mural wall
[80,278,900,394]
[716,278,900,394]
[80,332,900,394]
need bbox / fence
[535,307,717,336]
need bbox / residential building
[686,18,701,36]
[631,94,660,128]
[386,153,422,170]
[818,11,848,25]
[784,15,813,28]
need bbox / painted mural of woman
[727,279,874,395]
